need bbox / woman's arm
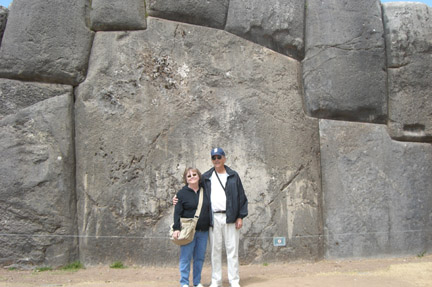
[173,192,183,231]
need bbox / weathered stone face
[90,0,147,31]
[75,18,322,264]
[225,0,305,60]
[320,119,432,258]
[302,0,387,123]
[0,79,73,119]
[0,0,94,85]
[384,3,432,142]
[0,93,77,268]
[147,0,229,29]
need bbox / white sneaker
[182,285,189,287]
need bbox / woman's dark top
[173,185,211,231]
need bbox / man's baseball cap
[211,147,225,156]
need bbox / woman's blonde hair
[183,167,202,185]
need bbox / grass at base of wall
[61,261,84,271]
[110,261,126,269]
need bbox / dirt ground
[1,255,431,287]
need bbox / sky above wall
[381,0,431,5]
[1,0,432,8]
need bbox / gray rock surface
[384,3,432,142]
[75,17,322,264]
[0,94,77,268]
[0,78,72,119]
[0,0,94,86]
[146,0,229,29]
[0,6,7,46]
[90,0,147,31]
[225,0,305,60]
[320,119,432,258]
[302,0,387,123]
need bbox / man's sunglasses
[211,155,222,160]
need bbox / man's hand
[235,218,243,229]
[172,195,178,205]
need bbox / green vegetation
[61,261,84,271]
[417,251,426,258]
[110,261,126,269]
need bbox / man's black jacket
[202,165,248,224]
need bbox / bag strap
[194,187,204,218]
[215,171,226,192]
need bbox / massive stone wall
[320,120,432,258]
[0,86,76,267]
[0,0,93,85]
[0,0,431,268]
[74,18,321,265]
[303,0,387,123]
[384,3,432,142]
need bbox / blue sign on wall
[273,237,286,247]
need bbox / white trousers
[209,213,240,286]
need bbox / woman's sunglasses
[211,155,222,160]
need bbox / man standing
[203,147,248,287]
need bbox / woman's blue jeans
[179,230,209,286]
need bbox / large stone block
[0,6,7,46]
[0,78,73,119]
[225,0,305,60]
[320,119,432,258]
[90,0,147,31]
[146,0,229,29]
[75,18,322,265]
[383,3,432,142]
[0,0,94,86]
[0,93,77,268]
[303,0,387,123]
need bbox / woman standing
[172,167,211,287]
